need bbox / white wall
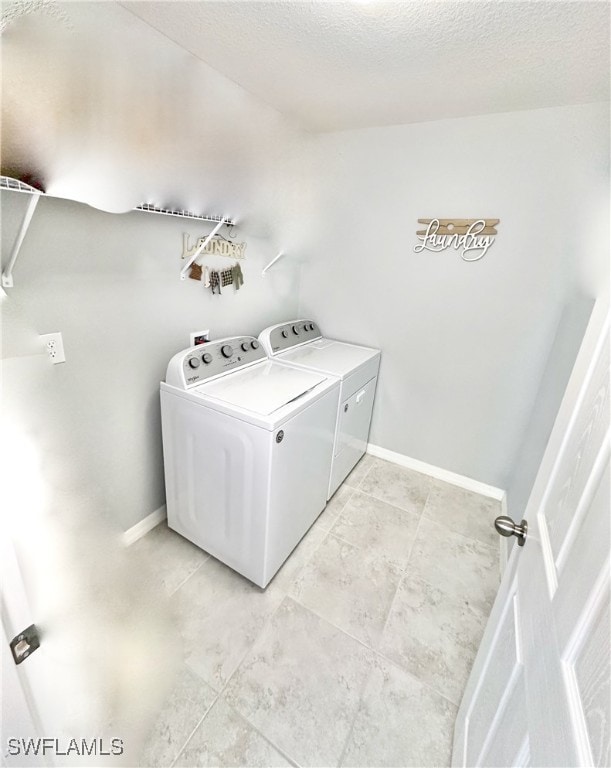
[1,1,311,538]
[505,294,594,520]
[0,186,303,758]
[1,193,301,532]
[1,5,311,748]
[299,102,610,489]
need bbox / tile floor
[133,456,501,768]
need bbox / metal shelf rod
[261,252,285,277]
[2,192,41,288]
[180,219,226,280]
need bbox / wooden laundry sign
[182,233,247,261]
[414,219,499,262]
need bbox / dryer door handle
[356,389,366,404]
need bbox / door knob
[494,516,528,546]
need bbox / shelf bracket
[179,219,227,280]
[261,252,285,277]
[2,192,41,288]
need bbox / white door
[1,537,48,767]
[1,417,177,767]
[453,299,610,768]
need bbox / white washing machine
[160,336,339,588]
[259,320,380,498]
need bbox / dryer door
[330,377,377,497]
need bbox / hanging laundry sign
[414,219,499,262]
[182,233,246,261]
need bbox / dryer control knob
[251,340,259,350]
[241,342,250,352]
[188,357,200,369]
[292,325,300,335]
[303,324,309,332]
[202,353,213,364]
[281,330,288,338]
[221,345,233,358]
[309,323,315,331]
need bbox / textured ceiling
[120,0,610,132]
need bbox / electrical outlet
[190,329,210,346]
[40,332,66,364]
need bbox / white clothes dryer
[258,320,380,498]
[160,336,339,588]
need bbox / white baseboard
[366,443,506,501]
[121,505,167,547]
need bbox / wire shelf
[134,203,235,226]
[0,176,43,195]
[1,175,238,287]
[1,177,235,226]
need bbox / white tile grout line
[224,706,302,768]
[372,649,463,710]
[168,555,210,597]
[324,530,409,574]
[170,686,302,768]
[167,492,421,768]
[345,454,376,490]
[151,458,494,764]
[335,648,379,768]
[326,475,442,766]
[208,595,304,767]
[168,695,217,768]
[344,485,430,516]
[165,554,464,765]
[163,493,346,767]
[326,481,498,624]
[418,513,501,555]
[286,594,461,711]
[312,490,356,533]
[166,590,302,767]
[363,453,502,544]
[376,503,428,648]
[336,646,462,767]
[403,562,492,623]
[351,471,501,556]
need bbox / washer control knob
[202,353,213,364]
[188,357,200,369]
[292,325,300,335]
[309,323,315,331]
[251,340,259,350]
[281,330,288,338]
[221,345,233,358]
[303,324,309,332]
[241,342,250,352]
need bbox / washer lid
[200,360,328,415]
[278,339,378,378]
